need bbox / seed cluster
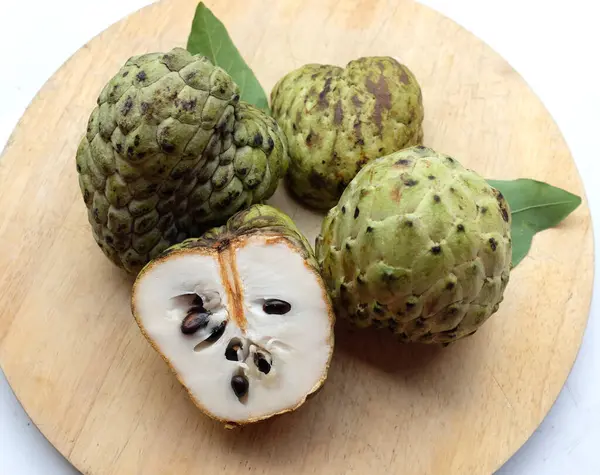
[180,294,227,342]
[224,337,275,401]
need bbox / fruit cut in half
[132,205,335,426]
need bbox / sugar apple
[132,204,335,426]
[270,56,424,210]
[76,47,289,274]
[315,146,512,344]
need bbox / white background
[0,1,599,473]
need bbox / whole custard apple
[270,56,424,210]
[76,48,289,274]
[315,146,512,344]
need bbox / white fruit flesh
[133,235,333,423]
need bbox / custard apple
[132,204,335,426]
[315,146,512,344]
[270,56,424,210]
[76,48,289,274]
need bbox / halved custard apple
[132,204,335,426]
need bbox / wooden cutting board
[0,0,593,474]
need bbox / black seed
[449,187,456,193]
[428,175,435,180]
[489,237,498,251]
[225,340,242,361]
[253,133,262,147]
[267,136,275,151]
[396,159,411,166]
[405,220,413,227]
[181,311,210,335]
[115,143,123,154]
[446,156,455,163]
[354,207,360,219]
[406,301,416,310]
[457,224,465,232]
[205,320,227,342]
[446,281,455,290]
[341,206,346,214]
[366,226,373,233]
[136,71,147,81]
[431,245,442,255]
[231,375,249,398]
[254,353,271,374]
[134,135,140,147]
[404,178,418,187]
[480,206,488,214]
[263,299,291,315]
[433,194,441,203]
[357,275,365,285]
[192,295,204,307]
[345,242,351,250]
[122,71,129,77]
[500,207,509,222]
[225,346,238,361]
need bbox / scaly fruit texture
[76,48,289,274]
[315,146,512,344]
[132,205,335,426]
[271,56,424,210]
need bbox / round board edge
[0,0,594,474]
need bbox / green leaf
[186,2,270,113]
[487,179,582,268]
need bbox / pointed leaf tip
[186,2,270,113]
[487,178,582,268]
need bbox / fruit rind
[315,146,511,344]
[271,56,424,209]
[77,48,289,274]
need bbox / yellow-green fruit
[315,146,512,344]
[271,56,424,210]
[76,48,289,274]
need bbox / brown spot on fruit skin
[395,159,411,166]
[391,186,402,203]
[334,100,344,125]
[365,72,392,133]
[179,99,197,111]
[121,97,133,116]
[318,77,332,109]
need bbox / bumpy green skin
[76,48,289,274]
[271,57,424,210]
[159,204,318,269]
[315,146,512,344]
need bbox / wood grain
[0,0,593,474]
